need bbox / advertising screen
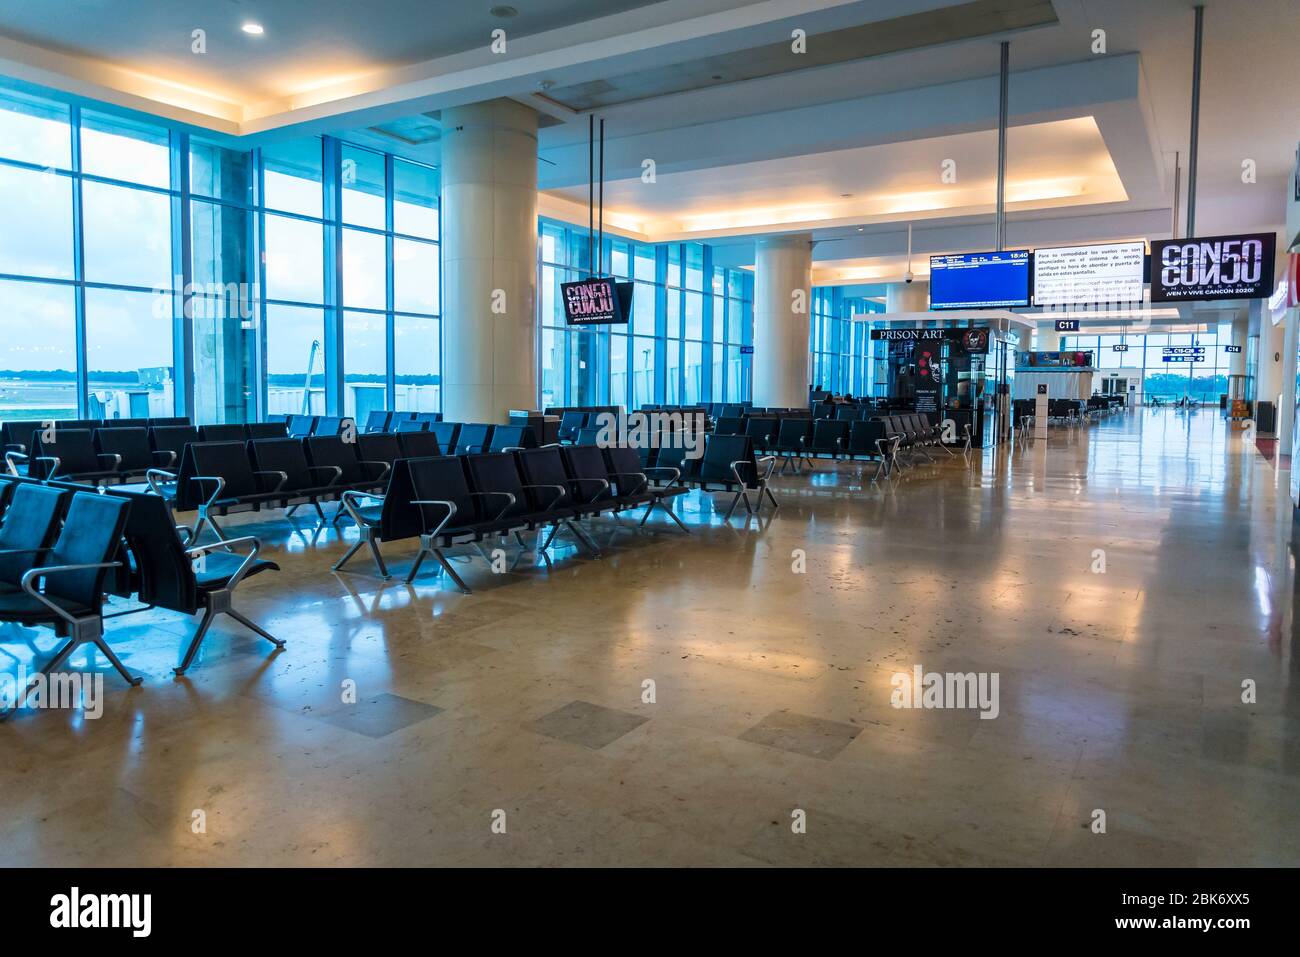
[929,250,1031,309]
[561,277,633,326]
[1150,233,1276,302]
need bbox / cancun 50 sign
[1150,232,1276,303]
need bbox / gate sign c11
[1150,232,1277,302]
[1054,319,1080,332]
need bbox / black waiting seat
[109,417,151,429]
[772,418,813,473]
[430,421,459,451]
[713,416,745,436]
[149,416,189,427]
[384,412,415,431]
[413,412,442,425]
[286,415,317,437]
[397,430,442,459]
[0,476,14,522]
[513,446,601,554]
[806,419,849,459]
[107,488,283,676]
[246,421,288,440]
[601,445,690,532]
[0,483,70,598]
[557,412,587,444]
[32,428,123,482]
[488,425,529,452]
[453,423,492,455]
[94,427,155,480]
[355,432,401,482]
[847,420,895,479]
[696,433,777,520]
[363,410,392,433]
[149,424,200,469]
[247,438,344,525]
[0,491,136,702]
[305,435,389,494]
[199,423,247,443]
[176,441,288,542]
[403,455,520,592]
[313,416,343,437]
[744,416,778,453]
[394,418,428,433]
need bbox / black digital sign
[1150,232,1276,302]
[561,277,632,326]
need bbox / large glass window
[0,86,441,423]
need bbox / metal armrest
[3,450,27,476]
[252,469,289,493]
[97,452,123,471]
[519,483,568,509]
[152,449,178,468]
[0,547,51,557]
[190,475,227,509]
[729,459,756,487]
[643,466,682,486]
[20,562,121,625]
[187,535,262,588]
[35,455,61,477]
[146,468,178,497]
[175,525,194,546]
[755,455,777,482]
[340,489,384,527]
[357,459,392,482]
[607,471,650,496]
[466,490,516,521]
[409,499,457,537]
[306,464,344,487]
[567,477,610,497]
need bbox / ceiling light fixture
[241,22,264,35]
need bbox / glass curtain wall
[537,221,754,410]
[0,86,441,424]
[810,287,882,397]
[1060,326,1235,404]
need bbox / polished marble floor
[2,407,1297,866]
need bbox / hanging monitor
[928,250,1031,309]
[1149,232,1276,302]
[560,277,633,326]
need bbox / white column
[753,234,812,407]
[1228,314,1248,378]
[1035,322,1060,351]
[1256,305,1286,436]
[441,98,538,422]
[885,281,928,314]
[1278,310,1298,456]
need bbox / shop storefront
[869,326,1017,447]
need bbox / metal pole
[599,117,605,276]
[1171,151,1180,240]
[995,41,1009,252]
[588,114,594,275]
[1186,4,1203,238]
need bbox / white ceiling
[0,0,1295,280]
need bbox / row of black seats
[0,416,188,455]
[358,410,443,434]
[0,475,282,705]
[2,422,297,483]
[333,445,693,589]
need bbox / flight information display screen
[929,250,1031,309]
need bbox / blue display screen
[928,250,1031,309]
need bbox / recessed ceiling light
[490,5,518,16]
[241,22,264,35]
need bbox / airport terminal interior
[1,0,1299,868]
